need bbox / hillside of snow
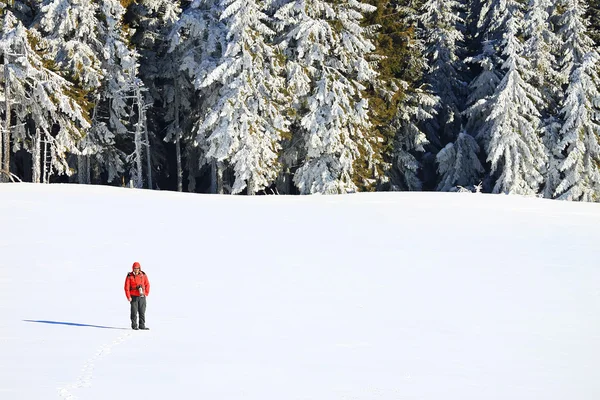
[0,183,599,400]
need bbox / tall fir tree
[419,0,467,146]
[553,0,600,201]
[482,5,547,194]
[275,0,379,194]
[194,0,290,194]
[521,0,562,198]
[363,0,437,191]
[0,10,90,182]
[168,0,226,192]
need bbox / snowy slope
[0,183,599,400]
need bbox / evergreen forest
[1,0,599,201]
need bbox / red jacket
[125,271,150,300]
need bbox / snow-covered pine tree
[391,87,436,191]
[0,10,90,182]
[522,0,561,198]
[482,5,547,194]
[275,0,378,194]
[418,0,485,191]
[167,0,225,192]
[193,0,290,195]
[553,0,600,201]
[585,0,600,44]
[38,0,104,91]
[436,129,484,191]
[37,0,103,183]
[419,0,468,146]
[464,0,508,142]
[35,0,150,186]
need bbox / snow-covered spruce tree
[391,87,436,191]
[553,0,600,201]
[463,39,502,139]
[464,0,508,141]
[37,0,104,91]
[37,0,104,184]
[274,0,379,194]
[436,129,484,191]
[193,0,290,195]
[356,0,439,192]
[482,7,547,195]
[419,0,468,146]
[0,11,90,183]
[522,0,561,198]
[391,1,438,191]
[523,0,560,106]
[35,0,150,186]
[585,0,600,44]
[167,0,225,192]
[418,0,484,191]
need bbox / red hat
[132,261,141,271]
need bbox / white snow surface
[1,183,600,400]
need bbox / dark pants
[130,296,146,329]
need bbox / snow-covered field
[0,184,599,400]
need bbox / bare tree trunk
[276,169,291,194]
[32,129,41,183]
[142,105,152,189]
[174,89,182,192]
[132,88,144,189]
[86,155,91,184]
[247,177,256,195]
[78,154,91,184]
[176,135,182,192]
[77,155,85,184]
[210,159,224,194]
[42,135,48,183]
[2,56,11,182]
[134,125,143,188]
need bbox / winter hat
[132,261,141,271]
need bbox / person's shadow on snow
[23,320,128,330]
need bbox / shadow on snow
[23,319,128,330]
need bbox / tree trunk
[42,135,48,183]
[276,169,291,194]
[133,88,144,189]
[32,129,41,183]
[174,88,182,192]
[210,159,224,194]
[142,104,152,189]
[86,155,91,184]
[176,135,182,192]
[247,177,256,195]
[78,155,91,184]
[2,57,11,182]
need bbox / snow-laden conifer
[483,9,546,194]
[193,0,290,194]
[419,0,468,145]
[38,0,104,90]
[391,88,437,191]
[0,11,90,182]
[168,0,225,192]
[523,0,560,100]
[554,0,600,201]
[275,0,378,194]
[436,130,483,191]
[522,0,561,197]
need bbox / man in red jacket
[124,261,150,330]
